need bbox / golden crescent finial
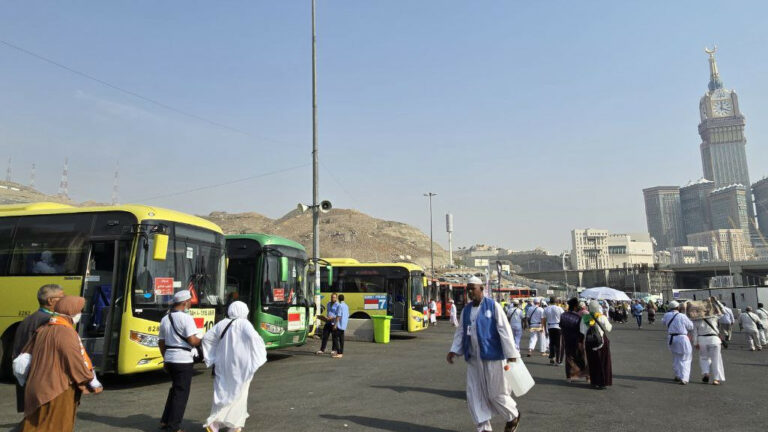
[705,45,718,56]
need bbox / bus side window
[8,214,91,276]
[0,217,16,276]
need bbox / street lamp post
[311,0,321,319]
[424,193,437,281]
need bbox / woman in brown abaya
[18,296,102,432]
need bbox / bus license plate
[293,335,300,343]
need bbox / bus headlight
[130,331,159,347]
[260,322,284,335]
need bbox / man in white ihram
[526,299,546,357]
[449,299,459,327]
[738,307,763,351]
[662,301,694,384]
[447,276,521,432]
[692,299,725,385]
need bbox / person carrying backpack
[579,300,613,390]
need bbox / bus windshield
[411,273,425,308]
[133,224,226,312]
[262,254,308,306]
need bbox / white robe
[527,306,547,352]
[738,312,763,350]
[450,301,521,432]
[662,311,694,383]
[202,302,268,430]
[692,317,725,382]
[450,304,459,327]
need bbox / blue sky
[2,1,768,252]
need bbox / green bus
[225,233,313,349]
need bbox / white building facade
[571,229,609,270]
[668,246,711,264]
[607,233,655,269]
[687,229,753,262]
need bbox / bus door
[438,284,451,317]
[225,258,256,320]
[79,239,130,373]
[387,278,407,331]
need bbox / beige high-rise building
[570,229,609,270]
[687,229,752,261]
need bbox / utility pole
[30,163,36,189]
[424,193,437,280]
[58,158,69,198]
[112,161,120,205]
[446,213,453,267]
[311,0,321,319]
[5,157,11,182]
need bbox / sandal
[504,413,521,432]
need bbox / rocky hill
[203,208,450,269]
[0,181,449,269]
[0,181,72,205]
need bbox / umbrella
[580,287,631,301]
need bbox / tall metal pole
[312,0,321,319]
[424,193,436,285]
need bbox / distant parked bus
[0,202,226,377]
[225,233,313,349]
[318,259,427,333]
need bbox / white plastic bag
[13,353,31,386]
[506,359,535,397]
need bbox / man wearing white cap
[449,299,459,327]
[159,290,203,432]
[447,276,522,432]
[662,301,694,384]
[526,299,547,357]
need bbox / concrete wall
[344,318,374,342]
[676,286,768,311]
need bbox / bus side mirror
[327,266,333,286]
[280,256,289,282]
[153,234,169,261]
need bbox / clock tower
[698,47,755,227]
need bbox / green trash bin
[371,315,392,344]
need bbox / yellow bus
[318,259,427,333]
[0,202,226,377]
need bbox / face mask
[72,313,82,324]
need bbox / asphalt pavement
[1,320,767,431]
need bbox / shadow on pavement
[613,374,676,384]
[266,352,294,361]
[370,384,465,400]
[77,412,161,432]
[320,414,455,432]
[99,370,171,389]
[390,334,417,340]
[530,376,594,390]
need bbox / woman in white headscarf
[202,301,267,432]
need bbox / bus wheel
[0,329,15,382]
[350,312,370,320]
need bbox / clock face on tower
[712,98,733,117]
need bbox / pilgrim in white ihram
[202,301,267,432]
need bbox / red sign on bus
[154,278,174,296]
